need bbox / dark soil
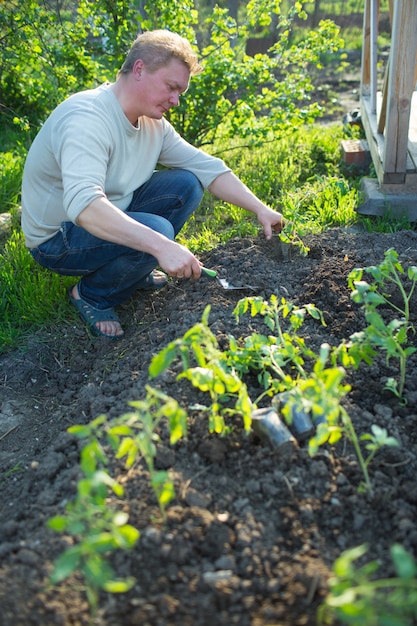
[1,227,417,626]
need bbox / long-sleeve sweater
[21,83,230,249]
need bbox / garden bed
[1,227,417,625]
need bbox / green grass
[0,230,76,352]
[1,121,414,354]
[0,150,25,215]
[178,124,364,251]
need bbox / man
[21,30,283,338]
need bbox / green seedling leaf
[114,524,140,548]
[47,515,68,532]
[90,414,108,429]
[151,471,175,507]
[80,440,107,476]
[107,425,133,436]
[384,378,400,397]
[68,424,92,438]
[332,543,369,578]
[304,302,326,324]
[180,367,225,393]
[149,342,180,378]
[88,532,118,553]
[115,436,137,466]
[103,577,136,593]
[369,424,399,448]
[84,553,114,587]
[201,304,211,325]
[92,470,124,497]
[363,291,387,307]
[50,545,82,583]
[166,406,188,445]
[407,265,417,281]
[347,267,363,288]
[391,544,417,578]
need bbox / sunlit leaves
[347,248,417,398]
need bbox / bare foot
[71,285,124,337]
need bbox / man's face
[134,57,190,119]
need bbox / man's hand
[255,204,285,240]
[156,240,203,280]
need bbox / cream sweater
[21,83,230,249]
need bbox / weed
[0,462,23,483]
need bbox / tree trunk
[311,0,321,27]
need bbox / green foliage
[0,0,108,127]
[169,3,344,146]
[1,0,344,146]
[232,295,327,398]
[47,388,188,611]
[47,413,139,615]
[232,294,399,494]
[71,387,187,518]
[318,543,417,626]
[177,124,360,253]
[347,249,417,398]
[149,294,397,494]
[280,176,358,234]
[149,305,254,434]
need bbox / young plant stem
[341,408,372,494]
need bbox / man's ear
[132,59,144,80]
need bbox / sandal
[68,287,123,338]
[140,269,168,291]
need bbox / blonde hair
[119,30,202,76]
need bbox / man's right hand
[157,240,203,280]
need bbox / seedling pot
[272,392,315,442]
[271,238,294,262]
[251,407,297,457]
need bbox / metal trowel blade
[217,277,257,291]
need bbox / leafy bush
[1,0,344,148]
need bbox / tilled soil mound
[1,227,417,626]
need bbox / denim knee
[126,212,175,240]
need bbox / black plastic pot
[251,407,298,457]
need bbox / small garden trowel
[201,267,258,291]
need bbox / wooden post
[370,0,379,113]
[377,0,393,134]
[361,0,371,96]
[383,0,417,181]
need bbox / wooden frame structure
[360,0,417,186]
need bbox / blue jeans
[30,169,203,308]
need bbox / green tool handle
[201,267,217,278]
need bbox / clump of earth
[1,227,417,626]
